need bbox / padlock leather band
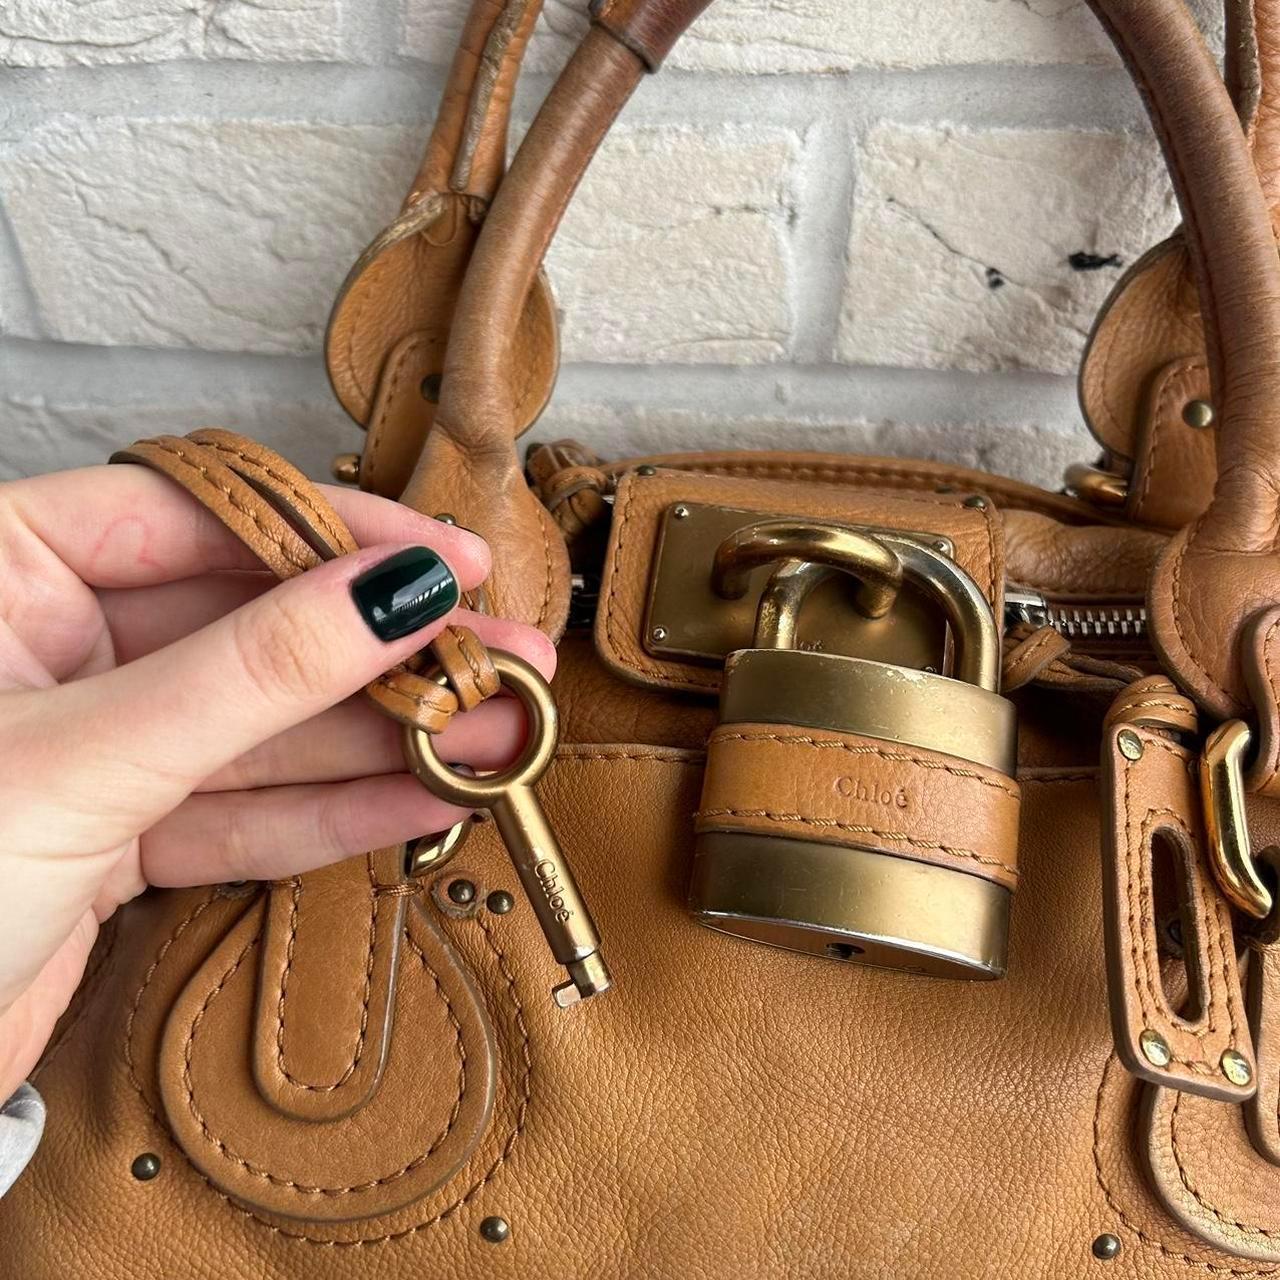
[695,723,1021,893]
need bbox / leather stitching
[708,729,1020,798]
[609,458,1089,522]
[124,891,221,1102]
[1093,1056,1280,1275]
[272,865,378,1094]
[1172,1089,1280,1240]
[367,334,431,495]
[1257,614,1280,785]
[195,438,354,556]
[137,441,313,574]
[180,914,467,1196]
[215,913,532,1245]
[694,806,1019,879]
[1133,360,1193,518]
[120,893,531,1245]
[1170,518,1236,708]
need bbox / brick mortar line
[0,62,1150,134]
[0,339,1083,432]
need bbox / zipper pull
[1003,586,1051,631]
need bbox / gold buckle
[1063,462,1128,509]
[1201,719,1275,919]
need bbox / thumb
[21,541,486,843]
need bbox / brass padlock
[690,520,1019,980]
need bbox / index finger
[0,463,491,590]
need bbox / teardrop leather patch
[157,854,496,1224]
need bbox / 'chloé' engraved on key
[402,651,612,1008]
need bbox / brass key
[402,650,612,1007]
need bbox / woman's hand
[0,464,554,1101]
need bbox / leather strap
[325,0,559,501]
[110,428,485,735]
[1100,686,1256,1103]
[695,722,1021,892]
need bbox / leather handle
[405,0,1280,684]
[1229,0,1280,233]
[589,0,713,70]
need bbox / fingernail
[351,547,459,642]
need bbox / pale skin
[0,464,554,1103]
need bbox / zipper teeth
[1044,602,1148,641]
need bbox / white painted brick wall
[0,0,1223,489]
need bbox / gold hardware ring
[1201,719,1274,920]
[402,650,559,808]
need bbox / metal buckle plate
[643,502,954,671]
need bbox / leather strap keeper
[695,722,1021,893]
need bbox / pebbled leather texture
[17,755,1280,1276]
[14,0,1280,1274]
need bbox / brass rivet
[435,513,457,526]
[1140,1028,1172,1068]
[486,889,515,915]
[330,452,361,485]
[636,465,657,477]
[673,504,691,519]
[1221,1048,1253,1087]
[447,878,476,905]
[1117,729,1144,761]
[420,373,443,403]
[651,625,668,643]
[1182,399,1215,430]
[1091,1232,1121,1260]
[479,1215,510,1244]
[131,1153,161,1181]
[963,494,988,510]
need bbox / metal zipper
[1004,586,1147,642]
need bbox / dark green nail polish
[351,547,459,642]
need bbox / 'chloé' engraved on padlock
[689,520,1021,981]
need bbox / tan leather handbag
[10,0,1280,1276]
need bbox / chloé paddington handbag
[11,0,1280,1276]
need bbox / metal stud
[479,1216,510,1244]
[962,494,989,510]
[1182,399,1215,430]
[434,512,457,526]
[673,504,691,519]
[1140,1028,1172,1068]
[131,1153,161,1182]
[487,889,516,916]
[651,625,668,644]
[1221,1048,1253,1087]
[1091,1233,1121,1260]
[330,452,361,485]
[1117,729,1144,762]
[636,465,657,477]
[447,878,477,905]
